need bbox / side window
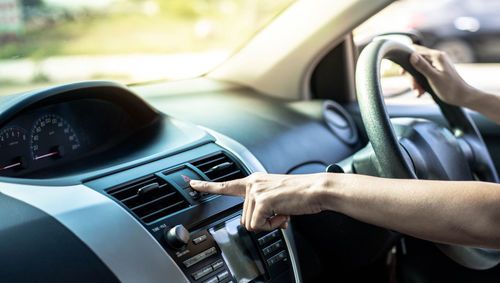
[354,0,500,105]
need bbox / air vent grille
[106,175,189,223]
[191,152,246,182]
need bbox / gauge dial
[30,114,80,161]
[0,127,29,174]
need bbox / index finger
[190,178,246,197]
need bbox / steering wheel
[355,39,500,270]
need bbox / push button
[183,247,217,268]
[266,250,287,266]
[192,265,213,280]
[204,277,218,283]
[217,270,229,281]
[262,239,284,255]
[257,230,280,246]
[166,168,201,189]
[193,234,207,245]
[188,190,200,200]
[211,259,224,271]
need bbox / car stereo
[160,214,295,283]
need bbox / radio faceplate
[152,214,295,283]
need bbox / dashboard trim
[0,182,189,283]
[203,126,303,283]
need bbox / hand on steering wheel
[356,39,500,270]
[409,45,476,107]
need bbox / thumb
[410,53,439,78]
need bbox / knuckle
[247,173,259,183]
[216,182,228,192]
[200,182,209,190]
[246,182,253,194]
[249,172,264,182]
[254,194,267,205]
[437,51,447,59]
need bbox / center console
[162,214,294,283]
[86,142,298,283]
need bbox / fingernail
[410,53,419,64]
[190,180,201,186]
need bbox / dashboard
[0,80,361,282]
[0,82,162,179]
[1,99,140,177]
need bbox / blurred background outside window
[0,0,294,96]
[355,0,500,105]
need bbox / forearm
[462,86,500,125]
[322,174,500,249]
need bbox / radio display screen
[209,216,264,283]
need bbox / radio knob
[164,224,190,249]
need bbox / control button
[217,270,229,281]
[188,190,200,200]
[183,247,217,268]
[193,234,207,245]
[211,259,224,271]
[166,168,201,189]
[204,277,219,283]
[175,249,190,258]
[262,239,284,256]
[164,224,190,250]
[192,265,213,281]
[266,250,287,266]
[257,230,280,246]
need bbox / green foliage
[30,69,50,83]
[21,0,43,7]
[0,0,295,59]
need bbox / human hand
[190,172,331,231]
[409,45,476,107]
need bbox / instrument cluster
[0,114,81,176]
[0,97,141,178]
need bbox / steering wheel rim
[355,39,500,270]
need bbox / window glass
[354,0,500,105]
[0,0,295,97]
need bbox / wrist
[314,173,350,213]
[461,84,488,109]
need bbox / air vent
[106,175,189,223]
[191,152,246,182]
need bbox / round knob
[164,224,190,249]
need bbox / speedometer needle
[35,151,58,160]
[0,162,21,170]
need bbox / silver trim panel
[0,183,189,283]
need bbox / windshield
[0,0,294,96]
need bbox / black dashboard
[0,82,159,178]
[0,81,361,282]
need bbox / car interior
[2,0,500,282]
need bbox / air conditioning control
[164,224,190,250]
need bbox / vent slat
[106,175,188,224]
[120,183,168,203]
[211,170,242,182]
[141,200,187,222]
[109,177,157,197]
[130,191,177,211]
[191,152,246,182]
[194,156,226,170]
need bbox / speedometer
[30,114,80,161]
[0,127,29,174]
